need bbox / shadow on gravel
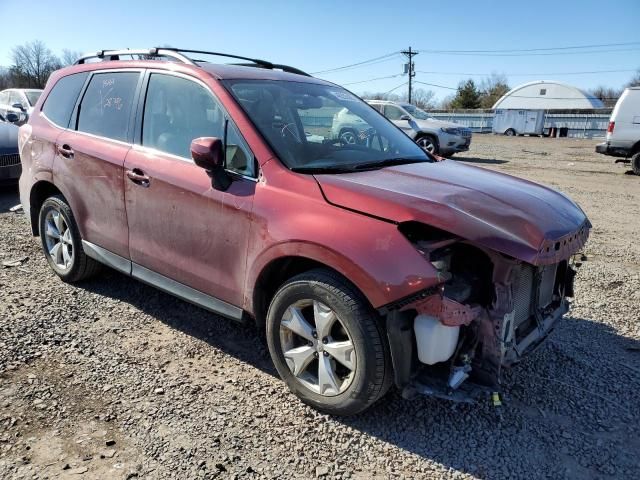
[453,156,509,165]
[0,184,19,211]
[79,265,640,477]
[80,268,278,378]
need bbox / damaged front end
[382,221,590,403]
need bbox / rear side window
[142,73,225,158]
[42,73,88,128]
[77,72,139,142]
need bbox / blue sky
[1,0,638,101]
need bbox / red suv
[18,48,590,415]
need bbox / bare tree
[589,86,621,108]
[11,40,61,88]
[359,88,435,110]
[626,69,640,88]
[400,88,436,110]
[61,49,83,66]
[438,94,455,110]
[0,67,11,90]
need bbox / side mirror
[6,112,20,123]
[12,102,25,112]
[399,115,411,121]
[190,137,231,191]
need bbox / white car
[596,86,640,175]
[368,100,472,157]
[0,88,43,125]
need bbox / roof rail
[74,47,311,76]
[162,48,311,76]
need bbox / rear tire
[266,269,392,415]
[631,152,640,176]
[38,195,101,283]
[505,128,516,137]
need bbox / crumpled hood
[315,160,590,265]
[0,122,19,155]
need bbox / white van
[596,86,640,174]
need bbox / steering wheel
[281,123,302,143]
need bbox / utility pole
[401,47,418,104]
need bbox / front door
[124,72,256,309]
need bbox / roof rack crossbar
[74,47,311,76]
[75,48,195,65]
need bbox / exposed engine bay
[383,222,589,403]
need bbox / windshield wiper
[353,158,427,170]
[291,165,359,174]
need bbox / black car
[0,112,21,184]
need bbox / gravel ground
[1,135,639,480]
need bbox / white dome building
[492,81,604,110]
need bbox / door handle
[57,144,74,159]
[126,168,150,187]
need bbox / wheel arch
[247,245,385,329]
[28,180,64,236]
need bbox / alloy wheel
[279,299,356,396]
[43,209,74,271]
[417,136,436,153]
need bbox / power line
[382,81,408,96]
[416,68,637,77]
[310,52,400,75]
[341,74,404,86]
[414,41,640,54]
[414,80,458,90]
[414,47,640,57]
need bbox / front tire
[505,128,516,137]
[266,269,391,415]
[416,134,439,155]
[38,195,101,282]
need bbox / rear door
[124,71,256,310]
[55,70,143,261]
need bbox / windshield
[402,104,432,120]
[224,80,432,172]
[25,91,42,106]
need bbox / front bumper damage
[381,231,586,404]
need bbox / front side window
[225,80,431,173]
[225,122,253,176]
[142,74,225,159]
[383,105,406,120]
[42,72,88,128]
[77,72,140,142]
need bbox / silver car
[0,88,43,126]
[368,100,472,157]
